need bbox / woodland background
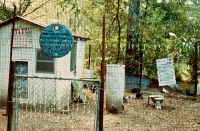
[1,0,200,89]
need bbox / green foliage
[81,0,200,80]
[0,0,54,22]
[136,0,200,80]
[1,0,199,80]
[0,1,13,22]
[174,63,183,82]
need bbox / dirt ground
[106,91,200,131]
[1,83,200,131]
[0,107,7,131]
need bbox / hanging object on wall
[39,24,73,58]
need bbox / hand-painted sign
[13,27,32,47]
[156,58,176,86]
[39,24,73,58]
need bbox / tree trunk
[115,0,121,64]
[125,0,140,76]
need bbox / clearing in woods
[0,82,200,130]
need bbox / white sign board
[156,58,176,86]
[13,27,32,47]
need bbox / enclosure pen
[11,75,101,130]
[1,1,200,131]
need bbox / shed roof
[0,16,90,41]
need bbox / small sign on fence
[156,58,176,86]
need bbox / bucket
[106,65,125,113]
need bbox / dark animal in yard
[83,83,88,89]
[136,92,143,99]
[186,88,195,96]
[90,84,97,93]
[131,87,140,93]
[123,96,130,103]
[122,105,124,110]
[73,97,83,103]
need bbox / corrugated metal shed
[0,16,90,41]
[0,16,88,109]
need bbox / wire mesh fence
[11,75,100,131]
[6,75,200,131]
[103,90,200,131]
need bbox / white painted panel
[76,40,86,78]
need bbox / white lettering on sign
[12,27,32,47]
[156,58,176,86]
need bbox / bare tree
[0,0,52,22]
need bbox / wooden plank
[72,81,87,102]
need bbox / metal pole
[99,13,106,131]
[194,41,198,95]
[139,42,143,89]
[88,45,91,69]
[14,76,19,131]
[95,80,101,131]
[7,5,16,131]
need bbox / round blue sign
[39,24,73,58]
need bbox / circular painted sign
[39,24,73,58]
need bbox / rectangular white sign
[13,27,32,47]
[156,58,176,86]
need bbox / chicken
[186,88,195,96]
[136,92,143,99]
[122,105,124,110]
[90,84,97,93]
[83,83,88,89]
[123,96,130,103]
[131,87,140,93]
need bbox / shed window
[70,42,77,71]
[36,49,54,73]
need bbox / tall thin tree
[125,0,140,76]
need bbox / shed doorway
[15,61,28,98]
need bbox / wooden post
[2,5,16,117]
[195,41,200,101]
[99,13,106,131]
[6,5,16,131]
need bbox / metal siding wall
[0,18,88,108]
[0,23,11,99]
[55,54,73,78]
[76,40,86,78]
[12,20,42,76]
[0,20,45,103]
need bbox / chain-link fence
[10,75,101,131]
[6,74,200,131]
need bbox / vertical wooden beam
[99,13,106,131]
[7,62,15,131]
[7,5,16,131]
[3,5,16,116]
[195,41,199,101]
